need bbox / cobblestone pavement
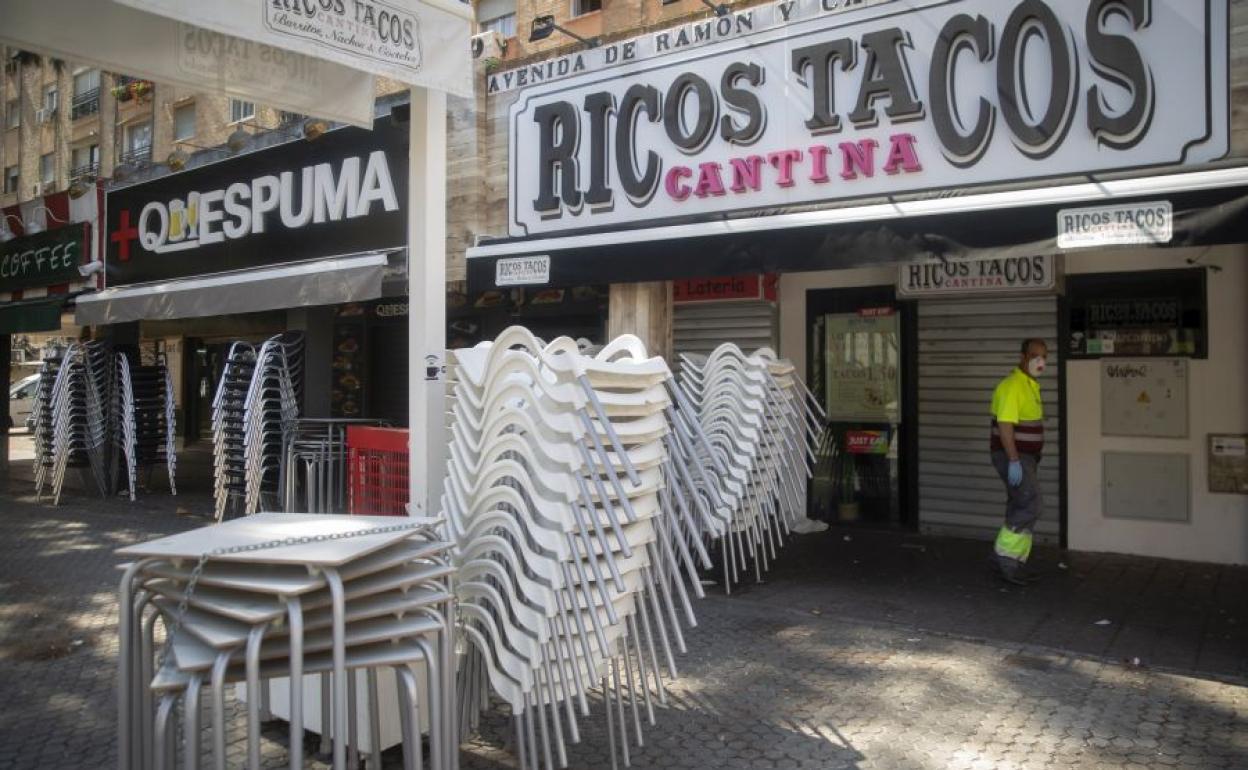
[0,490,1244,769]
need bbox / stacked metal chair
[116,512,454,770]
[36,342,110,504]
[30,354,61,496]
[673,343,825,592]
[114,352,177,501]
[444,327,715,770]
[242,335,301,515]
[212,332,305,519]
[281,418,387,513]
[212,341,257,519]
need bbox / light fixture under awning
[466,166,1248,290]
[74,254,388,326]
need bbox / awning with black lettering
[74,253,388,326]
[466,166,1248,291]
[0,295,70,334]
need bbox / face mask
[1028,356,1047,377]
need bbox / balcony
[70,162,99,180]
[118,144,152,165]
[70,88,100,120]
[111,77,153,104]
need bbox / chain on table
[156,520,445,668]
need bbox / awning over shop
[74,254,388,326]
[466,167,1248,291]
[0,295,69,334]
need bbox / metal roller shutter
[916,297,1061,542]
[673,300,776,358]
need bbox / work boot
[998,568,1030,587]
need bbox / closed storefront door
[672,300,776,359]
[916,297,1062,542]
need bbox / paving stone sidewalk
[0,489,1244,769]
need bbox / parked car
[9,373,40,430]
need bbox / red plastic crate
[347,426,410,516]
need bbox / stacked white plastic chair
[115,352,177,501]
[674,344,825,592]
[444,327,713,770]
[116,512,454,770]
[37,341,110,504]
[756,348,826,531]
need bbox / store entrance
[806,286,916,529]
[183,339,253,444]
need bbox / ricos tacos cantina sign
[506,0,1227,237]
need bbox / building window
[173,102,196,141]
[71,69,100,119]
[5,99,18,129]
[229,99,255,124]
[480,13,516,37]
[3,166,17,194]
[40,153,55,185]
[73,69,100,96]
[120,120,153,164]
[71,144,99,178]
[43,85,58,114]
[572,0,601,16]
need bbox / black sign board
[1067,269,1206,359]
[105,117,407,287]
[0,224,89,292]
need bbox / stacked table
[117,512,453,770]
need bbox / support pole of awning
[407,87,448,518]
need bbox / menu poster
[823,310,900,423]
[331,322,365,418]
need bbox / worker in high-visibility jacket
[989,338,1048,586]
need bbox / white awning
[75,254,388,326]
[0,0,377,127]
[467,166,1248,259]
[112,0,473,97]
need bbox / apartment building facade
[0,46,338,209]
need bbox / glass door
[807,287,911,527]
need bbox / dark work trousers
[990,450,1042,576]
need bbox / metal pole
[408,87,448,517]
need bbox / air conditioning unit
[35,108,49,124]
[31,182,43,196]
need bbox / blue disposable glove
[1007,460,1023,487]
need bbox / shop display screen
[1066,269,1206,359]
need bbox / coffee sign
[0,224,89,292]
[506,0,1227,237]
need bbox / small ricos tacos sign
[505,0,1227,237]
[897,254,1060,298]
